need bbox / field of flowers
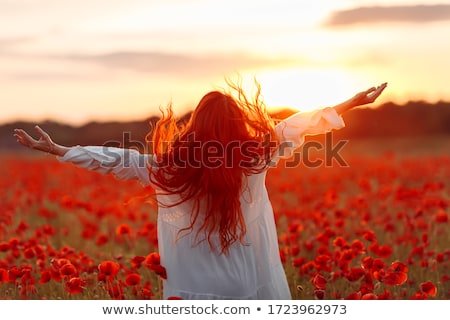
[0,139,448,300]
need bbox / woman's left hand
[333,82,388,115]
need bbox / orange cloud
[0,36,34,52]
[52,51,295,76]
[325,4,450,26]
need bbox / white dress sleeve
[57,146,153,186]
[273,107,345,161]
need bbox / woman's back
[155,170,291,299]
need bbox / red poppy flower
[346,267,366,282]
[421,232,429,244]
[362,230,376,242]
[52,258,71,268]
[65,277,85,294]
[303,240,314,252]
[413,291,430,299]
[390,261,408,273]
[361,293,376,300]
[0,242,10,252]
[42,224,56,235]
[293,257,306,268]
[98,260,120,277]
[60,263,77,277]
[376,245,393,258]
[312,274,327,289]
[345,292,361,300]
[141,288,154,299]
[9,238,20,248]
[131,256,146,269]
[384,271,408,286]
[340,249,354,262]
[145,252,160,265]
[314,289,325,300]
[21,267,34,283]
[299,261,315,275]
[150,264,167,280]
[34,245,45,260]
[116,223,132,236]
[436,253,445,263]
[95,234,109,246]
[383,261,408,286]
[314,254,331,272]
[420,281,437,297]
[351,239,365,254]
[0,268,9,282]
[287,222,303,233]
[415,243,427,254]
[332,236,347,248]
[377,290,392,300]
[361,256,373,270]
[290,245,300,256]
[372,258,386,272]
[279,249,287,264]
[39,270,51,284]
[125,273,141,286]
[168,296,183,300]
[435,211,448,223]
[16,220,29,234]
[335,218,345,228]
[24,247,35,259]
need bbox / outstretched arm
[14,125,70,156]
[333,82,387,115]
[272,82,387,163]
[14,126,152,186]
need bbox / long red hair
[147,81,278,254]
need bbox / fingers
[376,82,387,92]
[14,126,54,152]
[365,87,376,95]
[13,129,36,147]
[34,125,50,140]
[366,82,388,102]
[13,129,29,141]
[368,83,387,93]
[375,82,388,95]
[375,82,388,94]
[14,126,49,146]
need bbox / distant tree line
[1,101,449,151]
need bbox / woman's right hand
[14,125,68,156]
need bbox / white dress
[58,107,345,299]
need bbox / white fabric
[58,107,344,299]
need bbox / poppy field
[0,138,449,300]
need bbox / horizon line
[2,99,450,128]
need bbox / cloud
[0,36,34,52]
[325,4,450,26]
[57,51,293,76]
[1,50,297,82]
[5,71,99,82]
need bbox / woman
[14,81,387,299]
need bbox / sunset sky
[1,0,450,125]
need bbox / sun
[249,67,365,113]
